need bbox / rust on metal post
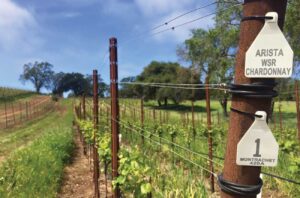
[205,79,214,193]
[93,70,100,198]
[110,37,120,198]
[295,81,300,141]
[221,1,288,198]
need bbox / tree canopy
[53,72,108,97]
[119,61,204,106]
[177,0,241,115]
[20,62,54,93]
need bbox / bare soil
[58,130,112,198]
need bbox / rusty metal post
[205,80,214,193]
[110,37,120,198]
[295,81,300,141]
[221,1,288,198]
[93,70,100,198]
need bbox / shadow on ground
[144,104,216,113]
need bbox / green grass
[0,99,74,197]
[123,98,297,128]
[0,110,59,161]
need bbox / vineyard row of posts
[71,37,300,196]
[0,97,55,129]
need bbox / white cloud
[61,0,97,6]
[134,0,194,16]
[0,0,40,51]
[101,0,134,17]
[62,12,81,18]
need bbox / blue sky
[0,0,216,91]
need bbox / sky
[0,0,216,91]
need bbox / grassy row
[0,100,74,197]
[0,128,74,197]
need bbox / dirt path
[58,131,112,198]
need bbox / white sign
[236,111,278,167]
[245,12,294,78]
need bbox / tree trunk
[36,86,41,93]
[157,100,161,106]
[164,98,168,106]
[219,97,228,117]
